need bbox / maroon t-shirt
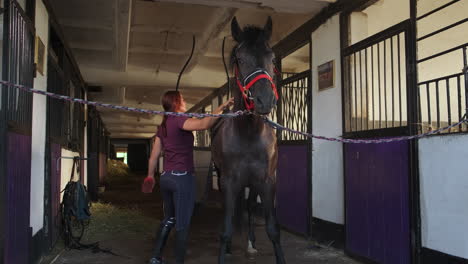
[156,116,194,172]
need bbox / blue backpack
[62,157,91,221]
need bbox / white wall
[311,14,344,224]
[350,0,410,45]
[60,149,80,200]
[29,0,49,235]
[419,134,468,259]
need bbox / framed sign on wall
[35,36,45,76]
[318,60,335,91]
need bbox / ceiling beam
[42,0,87,88]
[70,42,114,51]
[107,128,157,133]
[123,86,214,98]
[131,24,201,35]
[129,46,193,55]
[187,83,227,113]
[176,7,236,75]
[152,0,270,11]
[123,85,214,92]
[151,0,335,13]
[106,123,157,127]
[115,0,133,71]
[273,0,374,57]
[59,17,113,31]
[110,132,155,139]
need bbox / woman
[146,91,234,264]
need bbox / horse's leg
[247,188,258,255]
[260,183,286,264]
[219,179,241,264]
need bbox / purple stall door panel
[51,143,62,242]
[276,145,308,235]
[5,132,32,264]
[345,141,410,264]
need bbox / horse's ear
[231,17,243,43]
[264,16,272,41]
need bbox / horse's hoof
[247,247,258,255]
[247,240,258,256]
[246,244,258,260]
[246,249,258,260]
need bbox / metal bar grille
[344,25,408,133]
[71,83,85,151]
[4,1,34,132]
[417,73,466,133]
[278,70,310,141]
[417,0,460,21]
[193,108,211,148]
[416,1,468,134]
[47,58,67,143]
[417,18,468,42]
[464,47,468,118]
[191,69,309,145]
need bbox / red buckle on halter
[235,66,279,111]
[274,67,280,76]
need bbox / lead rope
[176,35,196,91]
[222,36,231,99]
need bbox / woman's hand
[183,97,235,131]
[214,97,234,114]
[142,176,155,193]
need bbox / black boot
[150,218,175,264]
[175,228,190,264]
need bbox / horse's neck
[237,115,266,137]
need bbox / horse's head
[231,16,278,115]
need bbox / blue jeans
[160,171,195,231]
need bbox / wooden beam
[115,0,132,72]
[129,46,193,55]
[106,122,156,127]
[131,25,201,35]
[70,42,113,51]
[272,0,376,58]
[42,0,87,88]
[152,0,267,10]
[110,132,155,138]
[150,0,337,13]
[187,83,228,113]
[59,17,113,31]
[182,7,237,73]
[107,128,157,133]
[111,138,151,144]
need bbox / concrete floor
[48,174,360,264]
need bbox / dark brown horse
[211,17,285,264]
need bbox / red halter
[234,66,279,111]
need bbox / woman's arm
[147,136,162,178]
[182,97,234,131]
